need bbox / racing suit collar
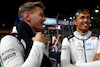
[74,30,92,40]
[16,20,34,59]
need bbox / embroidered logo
[72,38,74,42]
[92,37,95,40]
[86,43,91,46]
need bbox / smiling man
[0,1,52,67]
[61,9,100,67]
[73,9,90,33]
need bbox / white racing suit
[61,30,100,67]
[0,27,50,67]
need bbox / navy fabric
[16,21,34,60]
[16,21,52,67]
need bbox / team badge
[92,37,95,40]
[72,38,74,42]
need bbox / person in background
[0,1,52,67]
[52,34,56,45]
[54,33,63,67]
[61,9,100,67]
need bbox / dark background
[0,0,100,29]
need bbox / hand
[94,53,100,61]
[71,62,76,66]
[32,32,48,44]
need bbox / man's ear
[24,12,31,22]
[73,19,77,25]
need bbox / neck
[31,28,35,35]
[76,28,88,33]
[77,30,87,33]
[17,20,34,37]
[76,31,88,36]
[25,20,35,35]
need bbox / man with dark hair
[0,1,52,67]
[61,9,100,67]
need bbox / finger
[98,53,100,55]
[38,32,43,35]
[43,32,47,36]
[36,32,42,37]
[32,37,35,41]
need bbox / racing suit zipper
[83,40,87,62]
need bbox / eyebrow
[80,15,90,19]
[39,12,44,16]
[80,14,90,17]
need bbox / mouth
[40,21,44,25]
[82,23,88,27]
[40,21,44,28]
[40,22,43,25]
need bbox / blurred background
[0,0,100,67]
[0,0,100,35]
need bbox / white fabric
[61,30,100,67]
[0,27,48,67]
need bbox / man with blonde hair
[0,1,52,67]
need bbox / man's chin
[36,28,44,32]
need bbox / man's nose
[84,18,88,22]
[43,17,46,21]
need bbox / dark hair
[73,9,90,19]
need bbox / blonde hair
[18,1,45,20]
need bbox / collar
[73,30,92,40]
[17,21,34,38]
[12,26,18,33]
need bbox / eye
[39,13,44,17]
[86,16,90,19]
[80,16,85,19]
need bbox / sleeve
[75,36,100,67]
[61,38,75,67]
[0,36,25,67]
[61,37,100,67]
[0,36,46,67]
[97,35,100,53]
[75,60,100,67]
[21,41,46,67]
